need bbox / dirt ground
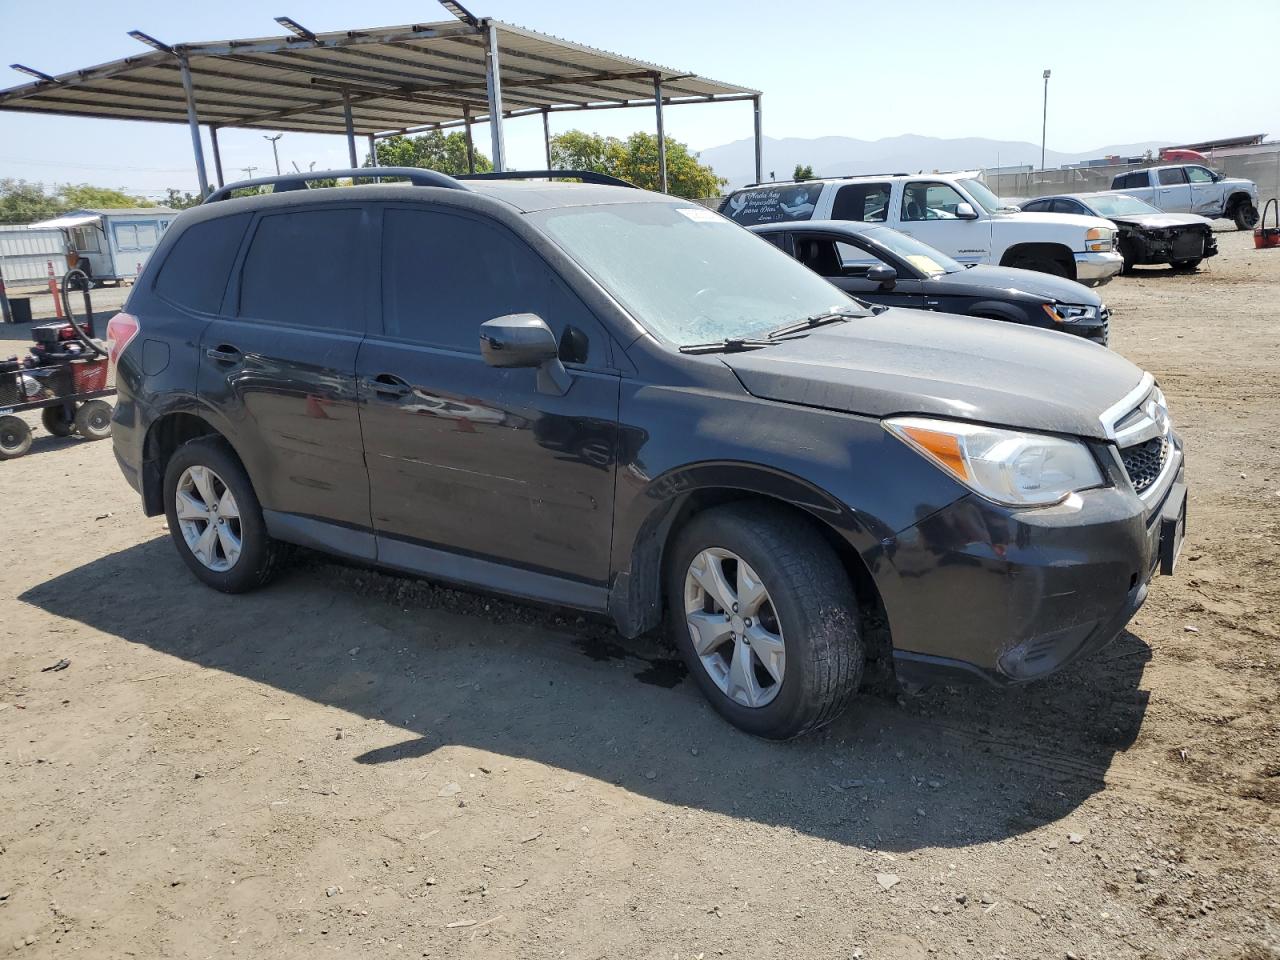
[1,231,1277,960]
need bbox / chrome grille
[1120,435,1169,495]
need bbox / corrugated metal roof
[0,19,757,136]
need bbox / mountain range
[697,134,1173,188]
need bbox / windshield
[958,178,1004,213]
[1087,194,1163,217]
[532,203,862,345]
[860,227,964,275]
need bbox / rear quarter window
[721,183,823,225]
[152,213,251,314]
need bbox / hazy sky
[2,0,1277,198]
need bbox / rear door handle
[370,373,412,400]
[206,345,242,364]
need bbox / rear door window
[1050,198,1084,214]
[831,183,891,222]
[1020,199,1050,212]
[237,208,366,332]
[153,213,251,314]
[380,207,606,365]
[721,184,823,224]
[1158,167,1188,186]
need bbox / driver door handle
[370,373,412,400]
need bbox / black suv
[107,168,1188,739]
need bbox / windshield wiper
[678,336,800,355]
[765,306,862,340]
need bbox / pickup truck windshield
[1088,194,1163,217]
[958,178,1004,214]
[861,227,964,275]
[533,202,863,346]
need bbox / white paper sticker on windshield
[906,254,945,274]
[677,206,722,223]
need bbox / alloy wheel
[175,465,243,572]
[683,547,786,708]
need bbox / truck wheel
[1172,258,1202,272]
[1012,254,1071,279]
[1233,202,1259,230]
[163,436,286,593]
[0,415,33,460]
[73,400,113,441]
[41,405,76,437]
[665,503,864,740]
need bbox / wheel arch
[966,300,1028,325]
[1226,191,1253,210]
[139,405,248,516]
[999,241,1076,278]
[607,464,892,660]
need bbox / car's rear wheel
[666,504,863,739]
[1232,201,1259,231]
[163,437,285,592]
[0,415,32,460]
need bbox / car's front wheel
[163,437,284,593]
[666,504,864,739]
[1232,202,1259,231]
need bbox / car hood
[723,309,1143,440]
[1108,211,1214,230]
[932,264,1103,305]
[997,209,1116,232]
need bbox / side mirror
[479,313,571,395]
[954,202,979,220]
[867,264,897,289]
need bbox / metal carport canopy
[0,6,762,196]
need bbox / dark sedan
[1019,193,1217,272]
[750,219,1110,345]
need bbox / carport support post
[367,134,378,167]
[483,21,506,172]
[209,126,225,187]
[752,95,763,185]
[542,109,552,169]
[463,107,475,173]
[342,90,358,168]
[653,74,668,193]
[178,56,210,197]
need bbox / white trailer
[0,225,65,286]
[26,207,178,286]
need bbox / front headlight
[1043,303,1098,323]
[884,416,1105,506]
[1085,226,1115,251]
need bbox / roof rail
[456,169,638,188]
[740,172,910,189]
[203,167,468,203]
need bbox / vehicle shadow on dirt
[21,537,1153,853]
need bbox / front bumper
[875,446,1186,687]
[1074,250,1124,285]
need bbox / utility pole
[240,165,259,180]
[264,133,283,175]
[1041,69,1051,171]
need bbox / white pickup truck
[1110,164,1259,229]
[721,171,1123,286]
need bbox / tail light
[105,312,140,370]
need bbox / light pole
[1040,69,1051,170]
[264,133,283,175]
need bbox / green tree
[549,130,725,198]
[0,179,62,224]
[58,184,153,209]
[164,188,202,210]
[793,163,815,181]
[369,131,492,174]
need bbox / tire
[41,405,76,437]
[1232,202,1259,231]
[163,436,285,593]
[72,400,112,440]
[1172,258,1202,272]
[0,415,32,460]
[665,503,864,740]
[1012,255,1071,279]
